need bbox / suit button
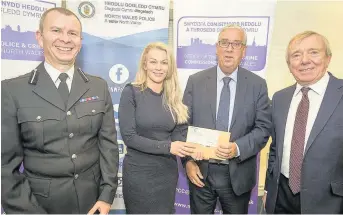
[74,174,79,180]
[36,116,42,121]
[92,109,96,113]
[69,133,74,138]
[67,111,71,116]
[71,154,77,159]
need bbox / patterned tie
[57,73,69,107]
[216,77,231,131]
[289,87,310,194]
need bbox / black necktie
[58,73,69,107]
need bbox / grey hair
[218,24,247,45]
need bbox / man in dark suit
[264,31,343,213]
[182,25,272,214]
[1,8,119,214]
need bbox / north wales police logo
[78,1,95,18]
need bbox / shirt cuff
[235,142,240,157]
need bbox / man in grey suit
[1,8,119,214]
[264,31,343,213]
[183,25,272,214]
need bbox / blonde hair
[133,42,189,124]
[218,24,247,45]
[286,31,332,63]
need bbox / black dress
[119,84,187,214]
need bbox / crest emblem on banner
[78,1,95,18]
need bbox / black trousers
[275,174,301,214]
[189,163,251,214]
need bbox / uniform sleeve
[97,81,119,204]
[1,81,47,213]
[118,85,171,155]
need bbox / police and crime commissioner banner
[1,0,61,80]
[173,0,276,213]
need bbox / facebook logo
[109,64,129,84]
[116,68,122,80]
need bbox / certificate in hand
[186,126,231,160]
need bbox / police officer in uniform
[1,7,119,214]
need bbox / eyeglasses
[218,40,244,49]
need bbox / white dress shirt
[44,62,74,92]
[281,72,330,178]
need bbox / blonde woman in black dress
[119,42,199,213]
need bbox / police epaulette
[28,68,39,85]
[77,68,89,82]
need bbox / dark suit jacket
[183,66,272,195]
[1,62,119,213]
[265,73,343,213]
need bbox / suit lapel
[277,85,296,159]
[230,67,247,130]
[67,68,90,110]
[304,75,343,154]
[205,67,217,126]
[32,63,65,111]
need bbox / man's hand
[88,201,111,215]
[215,142,238,159]
[186,160,204,187]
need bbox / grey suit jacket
[1,62,119,213]
[183,66,272,195]
[265,73,343,213]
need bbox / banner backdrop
[1,0,60,80]
[173,0,276,213]
[67,0,170,213]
